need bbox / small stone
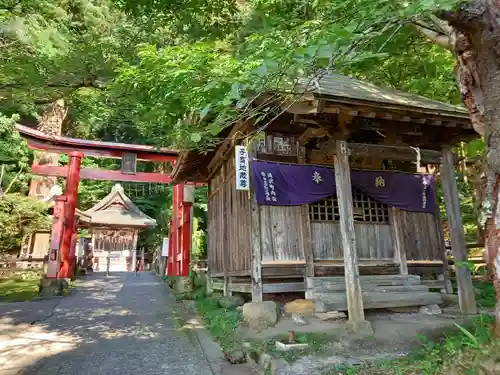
[291,313,308,325]
[242,341,252,349]
[227,349,245,364]
[218,295,245,309]
[236,306,243,312]
[315,311,347,322]
[284,299,315,316]
[315,300,327,313]
[419,304,442,315]
[332,340,349,351]
[259,352,273,369]
[242,301,279,331]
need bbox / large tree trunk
[20,99,67,259]
[443,1,500,334]
[27,99,67,201]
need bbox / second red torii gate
[18,125,200,279]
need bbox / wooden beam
[207,121,252,175]
[26,139,177,163]
[321,101,471,128]
[390,208,408,276]
[32,164,173,184]
[298,145,314,278]
[347,143,443,164]
[334,140,365,322]
[249,142,263,302]
[18,124,178,161]
[441,148,477,313]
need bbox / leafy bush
[328,315,495,375]
[195,295,242,352]
[0,194,50,253]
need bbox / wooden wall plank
[260,206,305,261]
[400,211,442,261]
[260,206,274,261]
[311,222,393,261]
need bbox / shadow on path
[0,272,213,375]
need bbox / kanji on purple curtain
[251,160,438,213]
[251,161,336,205]
[350,170,437,213]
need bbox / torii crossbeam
[18,125,199,279]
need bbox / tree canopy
[0,0,485,252]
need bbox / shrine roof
[296,72,468,117]
[81,184,156,228]
[171,71,474,183]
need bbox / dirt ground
[240,306,489,375]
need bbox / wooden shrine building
[172,72,479,321]
[78,183,156,272]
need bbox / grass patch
[474,281,496,308]
[0,277,40,301]
[325,314,496,375]
[195,295,242,352]
[251,332,330,364]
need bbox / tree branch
[0,81,104,90]
[413,23,451,49]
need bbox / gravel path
[0,272,214,375]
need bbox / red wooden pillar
[173,184,182,276]
[180,201,192,276]
[59,151,83,278]
[69,218,79,274]
[166,220,174,276]
[47,195,67,278]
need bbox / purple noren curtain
[252,160,437,214]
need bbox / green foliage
[195,295,242,352]
[0,194,51,253]
[0,0,483,257]
[0,277,41,302]
[326,315,495,375]
[474,281,496,309]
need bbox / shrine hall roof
[81,184,156,228]
[296,71,468,117]
[171,71,473,183]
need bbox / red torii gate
[17,125,197,278]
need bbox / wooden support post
[441,148,477,314]
[249,142,263,302]
[435,213,454,294]
[390,208,408,275]
[334,140,366,326]
[141,247,145,271]
[132,250,137,275]
[219,167,230,297]
[298,144,314,279]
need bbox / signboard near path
[161,238,169,257]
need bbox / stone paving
[0,272,217,375]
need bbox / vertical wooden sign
[235,145,250,191]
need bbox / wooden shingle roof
[296,72,468,117]
[82,184,156,228]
